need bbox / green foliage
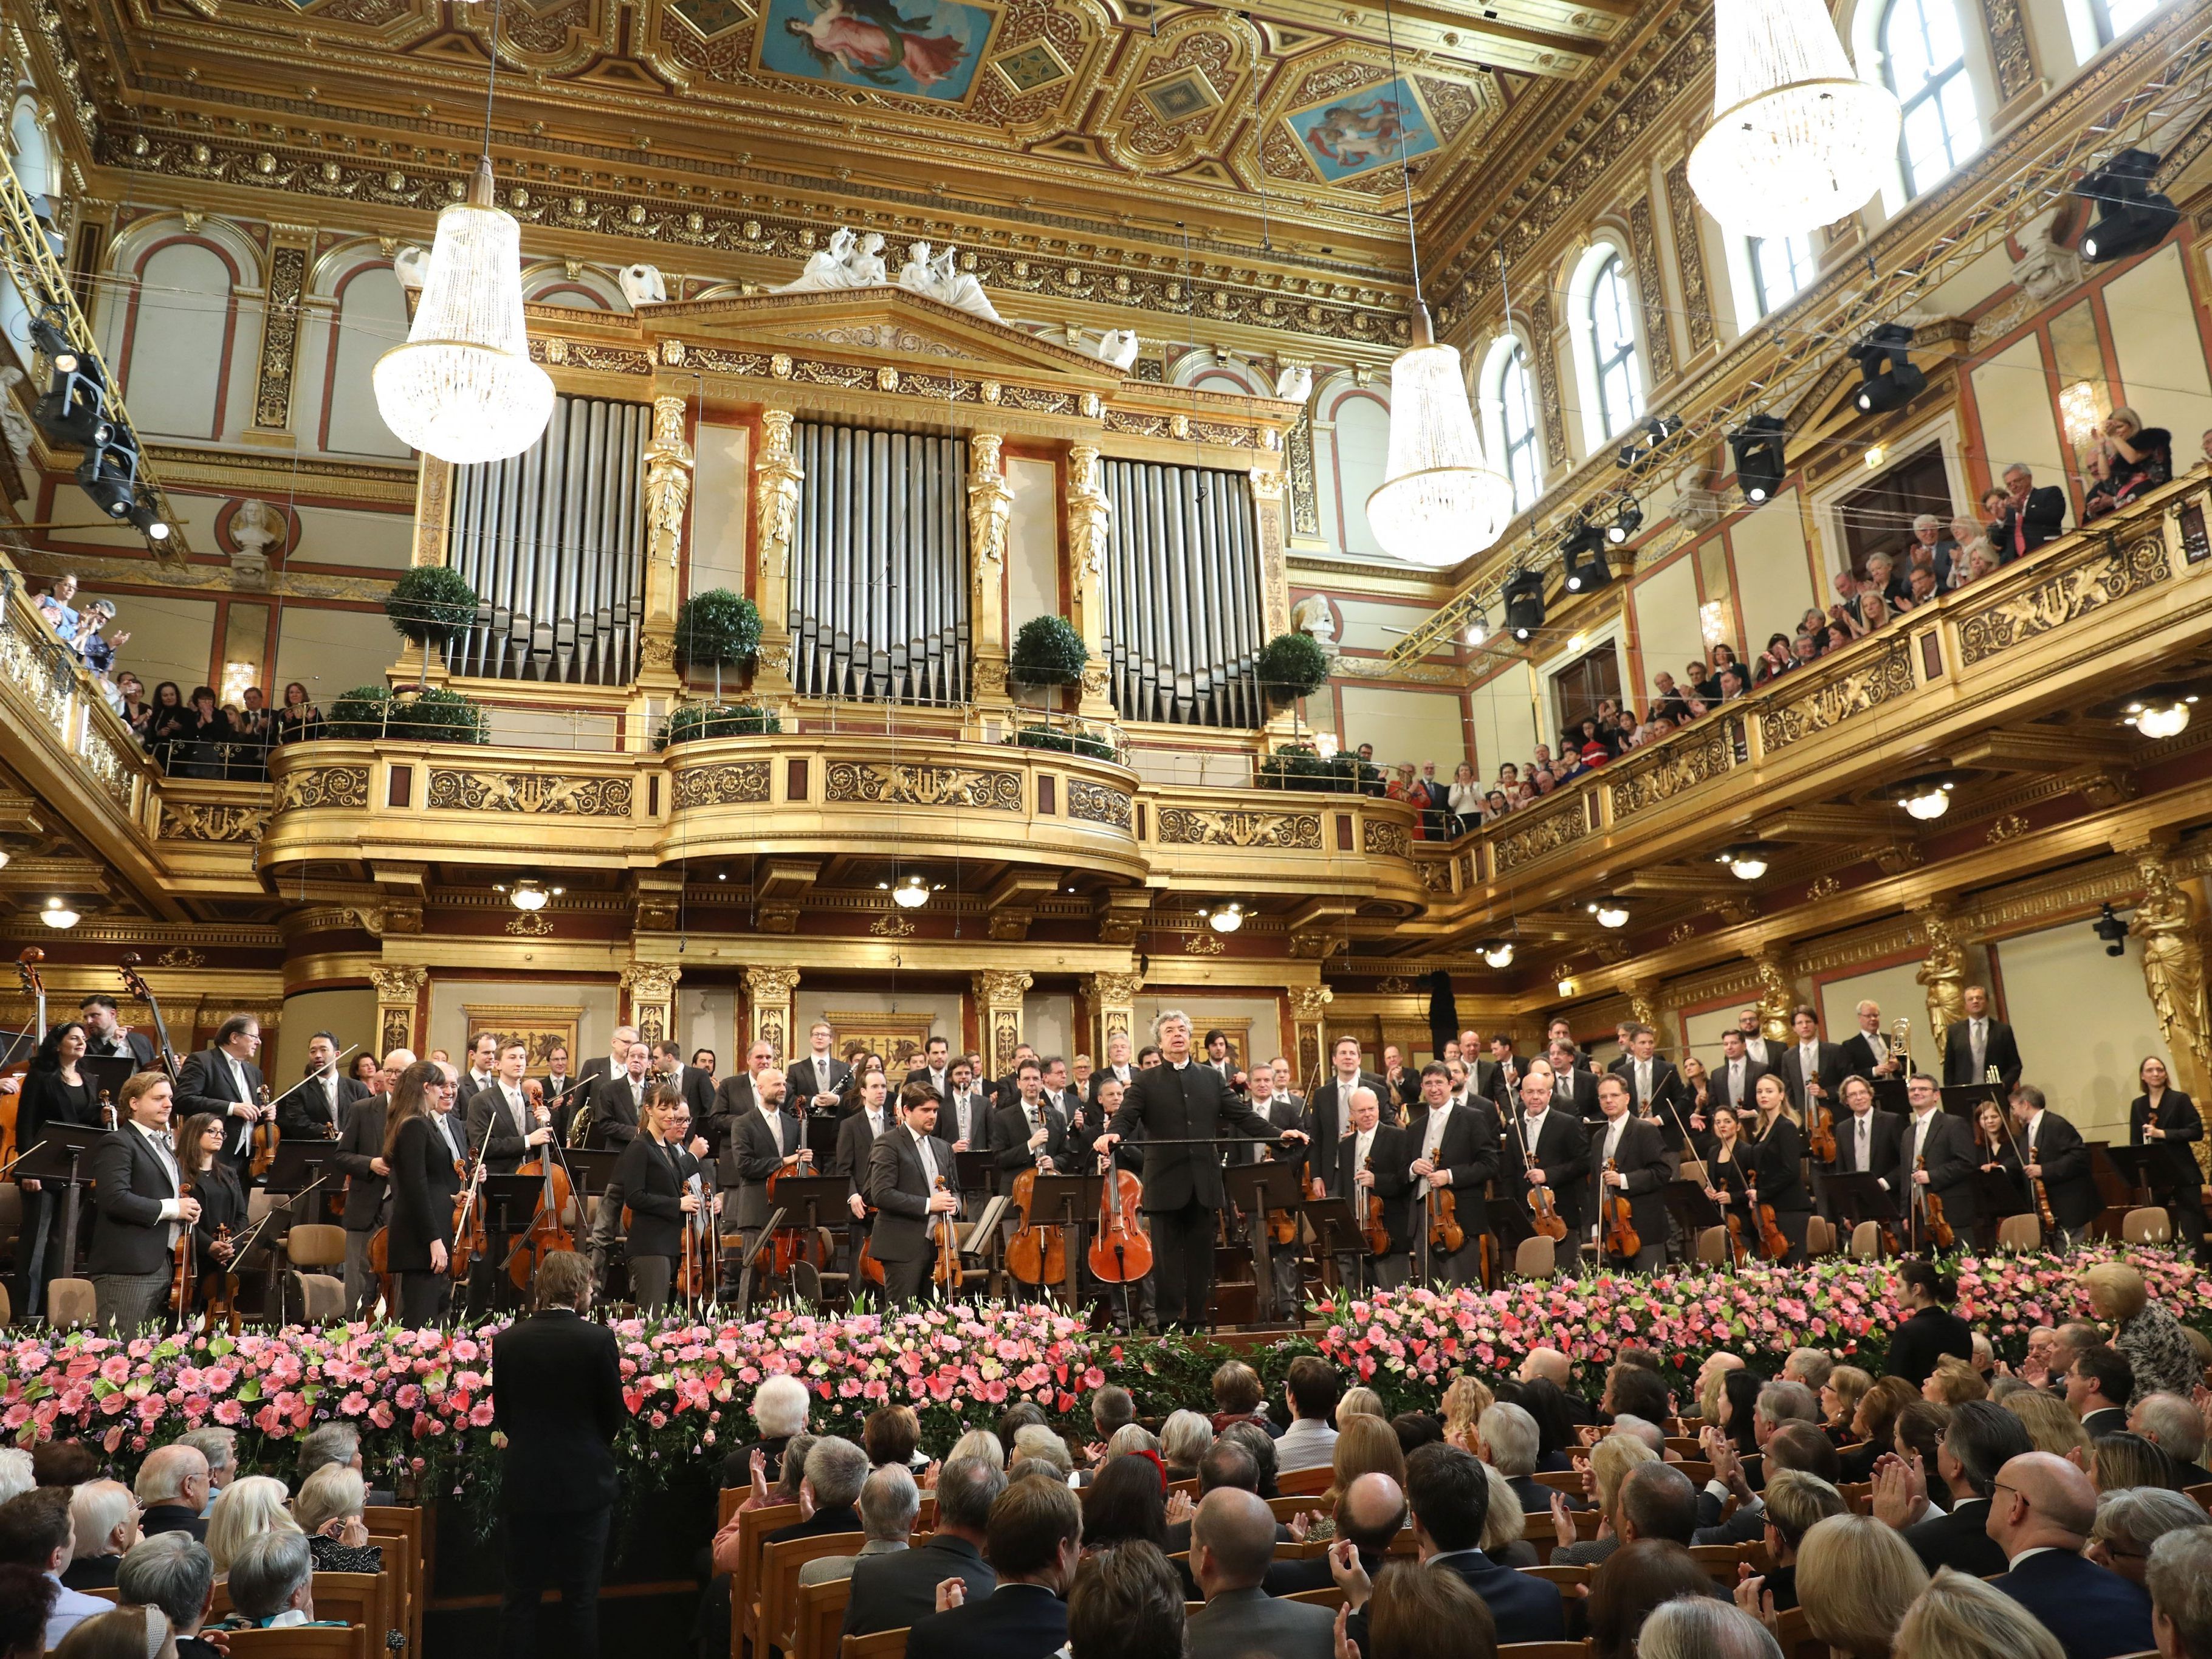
[1008,614,1089,688]
[659,703,783,747]
[1255,630,1331,702]
[1254,743,1379,794]
[675,589,763,668]
[322,685,488,744]
[1013,724,1117,761]
[383,565,479,649]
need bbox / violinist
[1829,1074,1903,1180]
[940,1057,991,1153]
[1328,1087,1408,1290]
[1710,1029,1772,1116]
[650,1039,716,1126]
[174,1015,269,1184]
[1504,1064,1590,1237]
[1970,1098,2010,1173]
[275,1031,366,1139]
[175,1110,245,1297]
[1748,1072,1812,1263]
[1884,1073,1979,1238]
[383,1059,465,1325]
[1680,1055,1717,1156]
[86,1071,201,1333]
[1407,1062,1500,1284]
[464,1040,556,1312]
[1245,1063,1306,1309]
[1587,1074,1669,1274]
[613,1083,695,1310]
[332,1048,407,1317]
[865,1082,959,1304]
[1999,1085,2098,1247]
[1702,1104,1754,1250]
[2132,1056,2212,1263]
[15,1020,105,1321]
[664,1098,723,1299]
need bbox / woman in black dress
[614,1082,695,1311]
[178,685,236,779]
[383,1060,464,1326]
[1882,1259,1973,1388]
[176,1111,246,1308]
[1701,1105,1755,1265]
[15,1020,103,1320]
[1749,1072,1812,1264]
[2132,1056,2210,1263]
[145,681,190,765]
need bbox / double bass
[117,954,183,1080]
[0,948,46,1170]
[508,1079,579,1293]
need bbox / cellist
[1586,1074,1669,1274]
[1406,1062,1498,1286]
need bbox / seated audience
[1159,1410,1211,1481]
[1360,1555,1500,1659]
[1794,1512,1929,1659]
[216,1531,334,1630]
[768,1438,867,1544]
[1264,1472,1401,1598]
[114,1533,219,1659]
[1474,1404,1545,1513]
[802,1463,914,1589]
[1278,1356,1342,1472]
[1187,1488,1334,1659]
[2132,1392,2212,1486]
[1738,1468,1847,1613]
[205,1476,300,1576]
[1548,1433,1655,1568]
[0,1563,53,1659]
[1065,1540,1184,1659]
[842,1455,1001,1638]
[1896,1568,2067,1659]
[1884,1399,2032,1577]
[2088,1486,2209,1587]
[1637,1595,1784,1659]
[1586,1539,1714,1659]
[903,1476,1080,1659]
[1477,1465,1536,1569]
[2093,1431,2181,1493]
[1987,1451,2155,1658]
[0,1487,109,1649]
[132,1448,208,1544]
[62,1482,139,1592]
[2146,1525,2212,1659]
[292,1465,382,1574]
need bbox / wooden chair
[1664,1437,1703,1459]
[1279,1466,1333,1496]
[2186,1482,2212,1514]
[1268,1496,1328,1523]
[1772,1604,1827,1659]
[1673,1460,1714,1485]
[362,1506,424,1657]
[720,1486,745,1528]
[1169,1477,1199,1496]
[1497,1643,1592,1658]
[1533,1472,1582,1494]
[914,1494,936,1532]
[734,1502,803,1657]
[841,1628,910,1659]
[1838,1482,1872,1515]
[80,1587,118,1604]
[1996,1214,2042,1252]
[1514,1237,1558,1278]
[1520,1564,1590,1589]
[363,1533,408,1654]
[1522,1510,1556,1564]
[1689,1542,1750,1584]
[222,1629,369,1659]
[1848,1221,1884,1259]
[2124,1206,2172,1244]
[761,1533,864,1657]
[792,1576,854,1659]
[1283,1585,1345,1609]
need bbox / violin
[1086,1150,1150,1283]
[170,1172,196,1327]
[250,1084,279,1180]
[1723,1211,1753,1266]
[932,1174,964,1293]
[510,1078,580,1293]
[1005,1166,1066,1286]
[449,1149,485,1283]
[1602,1157,1641,1260]
[1808,1102,1837,1165]
[1914,1153,1955,1248]
[1360,1155,1392,1259]
[1526,1182,1566,1242]
[677,1161,718,1304]
[1756,1201,1790,1262]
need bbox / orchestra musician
[1777,1006,1848,1118]
[586,1041,650,1151]
[1970,1098,2010,1174]
[15,1020,103,1321]
[1829,1073,1905,1184]
[989,1059,1065,1196]
[174,1015,270,1183]
[1503,1063,1591,1236]
[175,1110,246,1300]
[989,1043,1037,1110]
[710,1040,778,1152]
[1998,1085,2098,1246]
[539,1045,579,1141]
[579,1025,639,1090]
[1588,1073,1669,1274]
[729,1066,806,1249]
[467,1041,553,1176]
[2132,1056,2212,1263]
[1735,1006,1776,1069]
[1200,1032,1245,1096]
[1748,1071,1812,1263]
[788,1023,853,1117]
[1841,1001,1903,1079]
[384,1059,466,1325]
[1096,1009,1308,1331]
[650,1041,716,1127]
[1328,1085,1409,1291]
[902,1036,955,1102]
[613,1083,696,1310]
[86,1070,200,1334]
[838,1070,895,1263]
[1548,1043,1601,1124]
[76,995,155,1070]
[1942,986,2024,1090]
[1088,1034,1136,1105]
[1608,1025,1686,1121]
[939,1057,990,1153]
[332,1049,407,1317]
[865,1081,959,1304]
[1703,1104,1754,1237]
[1406,1062,1499,1284]
[1040,1056,1081,1121]
[1710,1028,1772,1113]
[1884,1072,1979,1238]
[1308,1037,1387,1159]
[274,1031,366,1140]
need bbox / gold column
[974,969,1034,1076]
[1087,970,1143,1056]
[751,410,803,699]
[1065,444,1115,720]
[1288,984,1334,1091]
[1249,464,1290,638]
[637,393,693,695]
[2130,848,2212,1105]
[1915,907,1969,1054]
[744,965,801,1064]
[1624,979,1662,1031]
[368,964,428,1059]
[621,961,682,1046]
[969,433,1013,708]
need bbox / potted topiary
[659,702,783,748]
[1012,724,1117,761]
[1255,631,1331,706]
[1008,615,1088,702]
[323,684,489,744]
[675,588,763,702]
[384,565,479,687]
[1254,743,1378,794]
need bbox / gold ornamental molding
[671,762,773,808]
[1155,807,1322,850]
[1756,641,1919,754]
[424,769,635,817]
[1956,531,2171,666]
[825,761,1024,812]
[277,768,371,812]
[157,800,270,844]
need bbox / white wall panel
[125,244,233,440]
[1004,456,1059,631]
[1338,684,1468,771]
[1728,490,1818,650]
[1971,331,2066,480]
[272,606,401,709]
[690,422,752,597]
[2106,244,2212,449]
[1990,917,2162,1140]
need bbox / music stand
[1941,1082,2007,1122]
[13,1124,109,1282]
[563,1149,621,1198]
[1661,1180,1730,1273]
[954,1151,996,1197]
[2101,1145,2156,1204]
[1301,1196,1364,1298]
[1026,1173,1100,1313]
[768,1175,853,1264]
[1969,1167,2030,1249]
[1224,1162,1301,1326]
[1871,1077,1909,1113]
[1817,1171,1897,1238]
[78,1057,136,1105]
[482,1174,543,1262]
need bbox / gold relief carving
[1607,724,1733,819]
[1662,161,1716,354]
[1078,661,1110,696]
[2071,767,2137,809]
[1089,971,1144,1008]
[277,767,371,811]
[1493,795,1587,873]
[368,964,428,1002]
[1623,980,1661,1026]
[1288,984,1335,1022]
[826,761,1023,811]
[1916,908,1969,1051]
[527,337,654,376]
[754,409,803,580]
[1286,403,1320,539]
[1362,819,1412,859]
[2132,853,2212,1099]
[1957,534,2169,665]
[1985,813,2031,844]
[987,911,1034,942]
[1066,779,1133,829]
[78,725,136,809]
[744,964,802,1005]
[672,762,773,808]
[1982,0,2037,98]
[1668,920,1698,943]
[967,434,1012,566]
[973,659,1010,699]
[1524,289,1568,467]
[425,771,634,816]
[1375,977,1412,996]
[1754,952,1795,1044]
[1805,874,1843,900]
[1871,842,1925,875]
[1756,640,1915,752]
[643,394,694,571]
[787,324,976,358]
[1626,197,1675,383]
[758,903,802,934]
[0,612,71,733]
[1066,444,1111,579]
[157,801,269,842]
[154,946,207,969]
[252,244,307,431]
[868,912,916,938]
[639,634,677,672]
[380,1006,413,1055]
[973,969,1034,1005]
[1419,859,1453,894]
[1154,807,1322,849]
[1289,932,1346,960]
[505,912,554,936]
[1183,930,1226,955]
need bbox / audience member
[1187,1488,1334,1659]
[1586,1539,1712,1659]
[1986,1451,2155,1658]
[114,1534,218,1659]
[903,1476,1079,1659]
[61,1482,138,1592]
[1897,1568,2067,1659]
[0,1488,109,1649]
[1795,1512,1929,1659]
[2088,1487,2209,1587]
[842,1455,1000,1638]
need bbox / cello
[1005,1166,1067,1286]
[508,1078,579,1293]
[1085,1147,1150,1285]
[1,947,46,1171]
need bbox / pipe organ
[444,394,647,685]
[1099,459,1263,728]
[790,421,971,706]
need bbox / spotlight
[495,878,563,911]
[1503,569,1546,642]
[2092,901,2129,958]
[1203,901,1246,934]
[1606,499,1644,546]
[1589,896,1630,929]
[1717,845,1768,881]
[1556,977,1578,997]
[32,368,111,448]
[1480,938,1515,968]
[2122,691,2197,740]
[124,501,170,541]
[1616,414,1683,472]
[1850,324,1925,415]
[892,874,932,909]
[1560,520,1609,592]
[1729,413,1787,504]
[40,896,79,930]
[1465,613,1489,647]
[27,314,77,375]
[2076,149,2177,263]
[75,434,141,520]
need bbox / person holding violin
[86,1070,201,1333]
[462,1039,558,1311]
[332,1046,408,1317]
[174,1015,269,1185]
[15,1020,105,1321]
[1702,1104,1756,1262]
[613,1083,697,1310]
[1324,1086,1408,1290]
[1970,1098,2010,1173]
[1883,1073,1979,1242]
[1998,1084,2098,1247]
[1587,1073,1669,1274]
[174,1110,246,1305]
[76,995,155,1070]
[1406,1062,1498,1285]
[383,1059,465,1326]
[1748,1071,1813,1263]
[275,1031,367,1141]
[1503,1064,1590,1238]
[2132,1056,2212,1263]
[865,1081,960,1304]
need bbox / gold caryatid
[1915,908,1968,1049]
[753,408,803,579]
[642,395,693,569]
[2132,853,2212,1102]
[968,434,1012,566]
[1066,442,1111,577]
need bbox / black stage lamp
[124,500,171,542]
[1503,569,1546,642]
[1851,324,1924,414]
[1561,520,1610,594]
[33,367,110,448]
[27,314,77,374]
[1606,498,1644,545]
[2077,149,2177,263]
[1729,413,1787,503]
[75,432,140,519]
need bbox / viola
[932,1174,964,1293]
[509,1079,579,1293]
[449,1150,485,1282]
[1359,1156,1391,1259]
[1526,1182,1567,1242]
[1086,1153,1150,1283]
[1756,1201,1790,1262]
[1915,1153,1955,1248]
[1005,1167,1066,1286]
[1723,1210,1753,1266]
[1602,1158,1641,1260]
[170,1172,196,1328]
[250,1084,280,1181]
[677,1163,717,1304]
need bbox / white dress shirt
[1417,1102,1453,1197]
[911,1124,939,1187]
[222,1052,255,1154]
[132,1121,186,1243]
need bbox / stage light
[1203,901,1246,934]
[1589,897,1630,929]
[1718,845,1768,881]
[1561,520,1609,592]
[1729,413,1787,503]
[1850,324,1925,414]
[1503,570,1546,642]
[1480,939,1515,968]
[495,879,563,911]
[2123,692,2196,739]
[1887,773,1959,820]
[33,369,111,448]
[893,874,932,909]
[1465,613,1489,647]
[75,434,140,519]
[1607,500,1644,545]
[1616,414,1682,472]
[28,315,77,375]
[40,896,78,929]
[2076,149,2177,263]
[125,502,170,541]
[2093,902,2129,958]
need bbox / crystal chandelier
[1366,307,1517,568]
[1687,0,1901,238]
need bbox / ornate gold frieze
[825,761,1024,812]
[277,767,371,811]
[1626,196,1674,383]
[1492,794,1587,874]
[158,800,269,843]
[868,912,916,938]
[1956,533,2171,665]
[1662,160,1716,355]
[1182,930,1226,955]
[1066,779,1133,830]
[1756,640,1916,753]
[425,771,634,816]
[1982,0,2038,99]
[1154,807,1322,850]
[672,761,773,808]
[1418,858,1454,894]
[252,244,307,431]
[1285,402,1321,539]
[1607,723,1733,820]
[1362,819,1412,859]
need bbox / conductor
[1094,1008,1307,1330]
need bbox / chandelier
[1687,0,1900,238]
[1365,307,1517,568]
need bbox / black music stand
[1661,1180,1730,1273]
[78,1057,136,1106]
[2101,1145,2156,1205]
[954,1151,996,1196]
[482,1175,544,1273]
[1817,1171,1897,1240]
[804,1116,840,1166]
[1486,1194,1536,1288]
[14,1124,109,1283]
[1026,1173,1100,1313]
[1969,1167,2031,1248]
[1300,1196,1364,1298]
[1941,1082,2007,1122]
[1872,1077,1909,1113]
[1225,1162,1302,1326]
[563,1149,621,1200]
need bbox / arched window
[1750,234,1815,316]
[1496,345,1541,511]
[1587,255,1643,440]
[1882,0,1982,194]
[2092,0,2160,38]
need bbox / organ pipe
[1101,460,1260,727]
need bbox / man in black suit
[2067,1345,2134,1437]
[1548,1043,1602,1123]
[1943,986,2024,1090]
[577,1025,638,1090]
[709,1039,777,1151]
[989,1058,1065,1195]
[1734,1006,1777,1070]
[1502,1064,1592,1236]
[493,1251,623,1659]
[1309,1036,1388,1163]
[1609,1025,1687,1122]
[1404,1064,1497,1285]
[865,1082,958,1304]
[1379,1045,1422,1113]
[465,1040,554,1176]
[1086,1033,1137,1105]
[1887,1400,2030,1577]
[843,1454,1003,1638]
[1262,1472,1402,1598]
[77,994,157,1070]
[1329,1085,1411,1291]
[989,1043,1038,1111]
[1992,462,2068,561]
[538,1043,579,1132]
[331,1051,400,1317]
[584,1040,650,1151]
[2128,1392,2212,1486]
[1827,1076,1906,1235]
[904,1475,1080,1659]
[1486,1034,1525,1107]
[904,1034,956,1102]
[1999,1085,2099,1243]
[274,1030,371,1140]
[1885,1073,1980,1236]
[767,1437,867,1545]
[787,1022,853,1115]
[836,1069,896,1229]
[727,1066,806,1238]
[174,1014,269,1183]
[1839,1000,1903,1081]
[133,1444,211,1542]
[649,1040,715,1127]
[938,1057,992,1154]
[1099,1010,1307,1330]
[1710,1029,1772,1114]
[1587,1074,1671,1274]
[459,1032,500,1104]
[1777,1006,1847,1116]
[1987,1452,2155,1657]
[88,1070,201,1333]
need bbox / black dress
[15,1070,102,1319]
[1707,1142,1755,1262]
[1884,1304,1975,1387]
[1751,1116,1811,1263]
[184,1158,247,1299]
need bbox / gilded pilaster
[639,394,693,692]
[1065,444,1115,718]
[969,433,1012,708]
[1288,983,1334,1091]
[1752,949,1795,1045]
[1087,970,1143,1056]
[744,965,801,1063]
[244,232,310,446]
[368,963,428,1058]
[751,410,803,699]
[621,960,682,1045]
[974,969,1034,1074]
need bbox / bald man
[1987,1451,2154,1658]
[1186,1487,1336,1659]
[1519,1348,1596,1425]
[1263,1471,1406,1598]
[132,1444,208,1542]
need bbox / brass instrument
[567,1084,597,1149]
